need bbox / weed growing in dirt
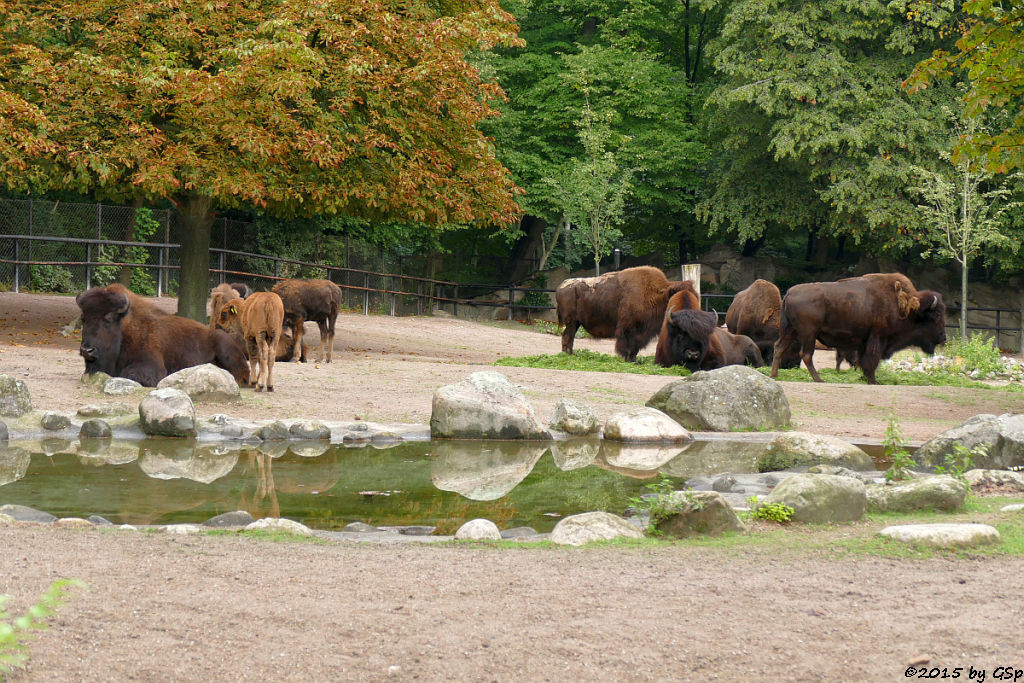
[934,442,985,491]
[495,349,689,376]
[883,412,916,482]
[0,579,84,675]
[628,476,701,535]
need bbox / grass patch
[205,529,326,544]
[494,349,690,376]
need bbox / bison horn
[115,293,130,315]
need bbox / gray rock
[430,371,551,440]
[550,511,645,546]
[964,468,1024,493]
[104,377,144,395]
[763,473,866,524]
[549,439,600,471]
[79,419,112,439]
[289,420,331,440]
[342,522,381,533]
[712,475,737,492]
[758,432,874,472]
[139,388,196,437]
[654,491,746,538]
[431,441,547,501]
[879,523,1000,549]
[500,526,540,539]
[549,399,600,436]
[454,518,502,540]
[77,403,134,418]
[87,515,114,526]
[0,374,32,417]
[0,513,16,526]
[398,526,435,536]
[161,524,206,535]
[915,413,1024,470]
[244,517,315,537]
[0,447,30,486]
[646,366,790,432]
[80,371,112,388]
[0,421,6,443]
[258,421,291,441]
[156,364,240,402]
[807,465,875,483]
[41,412,71,431]
[866,475,968,513]
[204,510,257,528]
[0,504,56,523]
[603,407,692,443]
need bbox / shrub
[28,265,74,293]
[746,496,794,524]
[883,411,916,482]
[939,333,1005,378]
[627,475,699,535]
[0,579,84,675]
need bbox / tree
[544,90,634,276]
[911,112,1021,336]
[0,0,521,319]
[906,0,1024,173]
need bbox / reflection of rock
[41,438,73,455]
[271,450,341,494]
[288,441,330,458]
[256,441,290,458]
[76,440,139,466]
[549,440,600,471]
[598,442,689,474]
[138,440,241,483]
[659,440,768,479]
[431,441,547,501]
[0,447,30,486]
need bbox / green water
[0,437,783,532]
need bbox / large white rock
[763,473,866,524]
[139,388,196,437]
[430,372,551,440]
[550,511,645,546]
[245,517,315,537]
[104,377,144,396]
[879,523,1000,549]
[758,432,874,472]
[646,366,790,432]
[157,364,240,402]
[603,407,692,443]
[549,399,601,436]
[454,518,502,540]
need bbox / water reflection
[658,440,766,479]
[431,441,548,501]
[549,439,599,471]
[138,441,240,484]
[0,447,30,486]
[597,442,690,477]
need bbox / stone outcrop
[763,473,866,524]
[550,511,645,546]
[914,413,1024,470]
[646,366,790,432]
[139,388,196,437]
[430,371,551,440]
[654,491,745,538]
[866,475,968,513]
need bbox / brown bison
[724,279,798,367]
[216,292,285,392]
[770,273,946,384]
[556,266,693,362]
[654,284,700,367]
[77,283,249,387]
[655,308,764,371]
[271,278,342,363]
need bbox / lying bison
[657,307,763,372]
[77,283,249,387]
[770,273,946,384]
[654,283,700,367]
[271,278,342,363]
[556,266,693,362]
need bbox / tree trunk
[961,262,968,338]
[501,215,546,283]
[537,217,566,272]
[174,193,215,321]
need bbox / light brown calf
[217,292,285,392]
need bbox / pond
[0,437,892,533]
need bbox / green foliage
[628,476,699,535]
[746,496,794,524]
[939,334,1006,378]
[494,349,690,376]
[883,412,916,483]
[759,363,1024,391]
[934,443,985,491]
[0,579,84,675]
[92,207,159,296]
[28,264,73,293]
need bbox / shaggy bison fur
[657,308,763,372]
[216,292,285,392]
[654,283,700,367]
[271,278,342,363]
[725,278,798,368]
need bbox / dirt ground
[2,291,1024,680]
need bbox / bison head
[910,290,947,353]
[215,297,246,335]
[76,285,131,376]
[665,309,718,371]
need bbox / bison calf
[217,292,285,392]
[271,279,342,363]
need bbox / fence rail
[2,233,1023,351]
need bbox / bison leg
[770,334,799,378]
[315,320,331,363]
[255,333,271,392]
[291,317,306,363]
[561,320,579,354]
[860,336,883,385]
[324,313,337,363]
[246,338,260,389]
[266,330,280,392]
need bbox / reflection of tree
[239,451,279,519]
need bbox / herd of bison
[71,265,947,391]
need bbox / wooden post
[682,264,701,299]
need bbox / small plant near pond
[745,496,794,524]
[627,475,701,535]
[883,411,916,482]
[1,578,84,676]
[934,442,985,492]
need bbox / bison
[271,278,342,363]
[77,283,249,387]
[654,284,700,367]
[656,308,764,371]
[724,279,799,368]
[555,266,694,362]
[216,292,285,392]
[770,273,946,384]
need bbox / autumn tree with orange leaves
[0,0,522,319]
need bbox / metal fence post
[454,284,459,317]
[13,239,19,293]
[363,273,369,315]
[508,287,514,321]
[86,243,92,290]
[218,252,225,284]
[157,247,164,297]
[417,281,423,316]
[390,276,396,316]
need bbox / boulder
[758,432,874,472]
[603,407,692,443]
[549,399,601,436]
[866,475,968,513]
[0,447,30,486]
[550,511,645,546]
[430,371,551,440]
[914,413,1024,470]
[79,419,112,439]
[454,518,502,540]
[41,412,71,431]
[646,366,790,432]
[257,421,291,441]
[0,374,32,417]
[244,517,315,537]
[0,504,56,523]
[879,523,1000,549]
[203,511,257,528]
[104,377,144,396]
[139,388,196,437]
[156,364,240,402]
[289,420,331,441]
[763,473,866,524]
[654,491,746,538]
[80,371,112,389]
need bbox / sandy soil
[2,291,1024,680]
